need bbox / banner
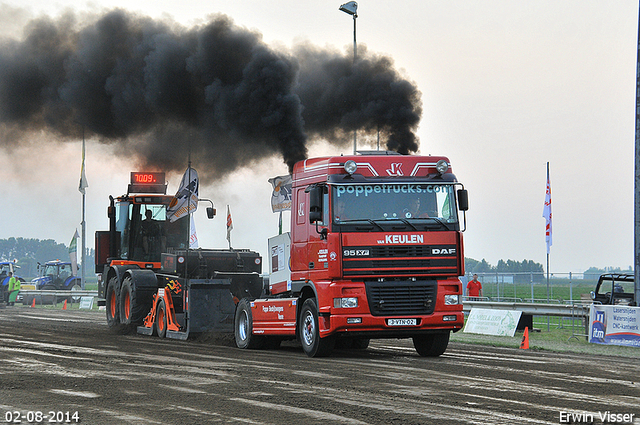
[269,175,292,212]
[68,229,79,277]
[543,163,552,253]
[589,305,640,347]
[463,308,522,337]
[167,167,198,222]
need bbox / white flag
[268,175,292,212]
[543,164,552,253]
[167,167,199,222]
[78,142,88,194]
[69,229,79,277]
[189,215,198,249]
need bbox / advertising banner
[463,308,522,337]
[589,305,640,347]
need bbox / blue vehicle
[0,261,25,303]
[33,260,81,292]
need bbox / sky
[0,0,637,275]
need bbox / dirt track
[0,306,638,425]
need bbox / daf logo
[432,248,455,255]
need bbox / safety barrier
[16,290,99,307]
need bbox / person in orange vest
[7,272,21,306]
[466,274,483,301]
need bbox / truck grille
[342,244,458,277]
[365,280,437,316]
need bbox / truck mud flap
[184,278,236,335]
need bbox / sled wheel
[156,298,167,339]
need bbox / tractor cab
[114,195,189,263]
[590,273,636,306]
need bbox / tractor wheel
[119,276,154,330]
[234,298,264,349]
[299,298,335,358]
[413,332,450,357]
[41,284,57,305]
[68,283,82,303]
[155,298,168,338]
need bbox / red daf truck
[235,152,468,357]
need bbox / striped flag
[226,205,233,244]
[543,163,552,253]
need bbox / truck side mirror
[206,207,216,219]
[457,189,469,211]
[307,185,323,223]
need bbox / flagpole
[187,153,191,280]
[227,205,232,249]
[547,162,551,303]
[81,127,86,290]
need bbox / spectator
[7,272,20,306]
[467,274,483,301]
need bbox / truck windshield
[332,183,459,230]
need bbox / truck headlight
[344,160,357,175]
[444,295,460,305]
[334,297,358,308]
[435,160,449,174]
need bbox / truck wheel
[299,298,335,357]
[119,276,154,329]
[413,332,450,357]
[106,277,124,332]
[234,298,264,349]
[156,298,167,338]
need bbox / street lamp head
[339,1,358,17]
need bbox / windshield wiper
[336,219,385,232]
[399,218,418,231]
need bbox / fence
[462,272,600,304]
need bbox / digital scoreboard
[128,172,167,194]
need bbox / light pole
[339,1,358,154]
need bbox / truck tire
[106,277,123,332]
[299,298,335,357]
[413,332,450,357]
[119,276,154,329]
[234,298,264,349]
[156,298,167,338]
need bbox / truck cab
[249,152,469,357]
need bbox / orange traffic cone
[31,298,36,308]
[520,326,529,349]
[62,299,67,310]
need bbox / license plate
[387,318,417,326]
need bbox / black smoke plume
[0,9,422,182]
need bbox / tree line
[465,258,545,283]
[0,238,94,278]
